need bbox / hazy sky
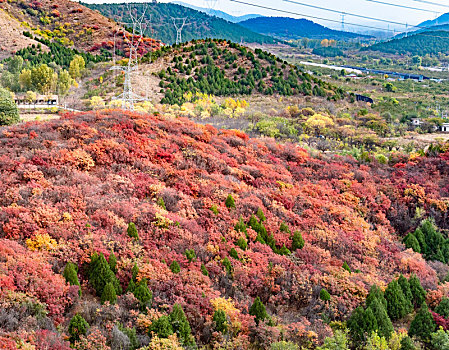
[80,0,449,33]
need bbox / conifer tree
[342,262,351,273]
[127,222,139,240]
[279,222,290,233]
[149,315,174,338]
[213,310,228,334]
[409,303,436,342]
[236,237,248,250]
[363,307,378,336]
[398,275,413,312]
[320,288,331,302]
[225,194,235,209]
[413,228,426,253]
[133,279,153,311]
[409,274,426,308]
[384,280,409,320]
[435,298,449,318]
[366,285,387,309]
[369,298,394,340]
[400,336,416,350]
[88,253,121,297]
[229,248,239,260]
[68,314,89,343]
[291,231,305,251]
[63,262,81,296]
[170,260,180,274]
[404,233,420,253]
[347,306,366,342]
[109,251,117,274]
[223,257,233,275]
[101,281,117,304]
[201,263,209,276]
[249,297,268,325]
[256,207,266,222]
[169,304,195,346]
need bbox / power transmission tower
[341,13,345,31]
[111,3,150,111]
[172,17,187,45]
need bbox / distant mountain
[364,31,449,56]
[419,12,449,28]
[83,2,278,45]
[172,1,261,23]
[394,23,449,40]
[239,16,373,40]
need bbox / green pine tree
[435,298,449,318]
[320,288,331,302]
[291,231,305,251]
[185,249,196,263]
[404,233,420,253]
[68,314,89,343]
[236,237,248,250]
[63,262,81,296]
[127,222,139,240]
[347,306,367,343]
[400,336,416,350]
[225,194,235,209]
[169,304,195,346]
[108,251,117,274]
[397,275,413,313]
[157,197,166,210]
[133,280,153,311]
[369,297,394,340]
[249,296,268,325]
[201,263,209,277]
[279,222,290,233]
[213,310,228,334]
[88,253,121,297]
[342,262,351,273]
[170,260,180,274]
[229,248,239,260]
[413,228,426,253]
[409,274,426,308]
[384,280,409,320]
[101,281,117,304]
[409,303,436,342]
[223,257,233,275]
[366,284,387,309]
[149,315,174,338]
[363,307,378,336]
[256,208,266,222]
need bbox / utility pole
[172,17,187,45]
[341,13,345,31]
[111,2,150,111]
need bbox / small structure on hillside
[441,123,449,133]
[411,118,422,127]
[14,94,59,107]
[356,94,373,104]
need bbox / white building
[441,123,449,133]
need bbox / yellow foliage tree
[26,232,57,251]
[304,114,334,136]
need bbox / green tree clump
[170,260,180,274]
[169,304,195,346]
[366,284,387,309]
[222,257,233,275]
[256,208,266,222]
[409,274,426,308]
[133,279,153,311]
[127,222,139,240]
[430,327,449,350]
[101,281,117,304]
[157,197,166,210]
[213,309,228,334]
[320,288,331,302]
[225,194,235,209]
[369,297,394,340]
[409,303,436,342]
[108,251,117,274]
[249,296,268,325]
[342,262,351,273]
[185,249,196,263]
[88,252,121,298]
[397,275,413,309]
[384,280,409,320]
[291,231,304,251]
[63,261,81,296]
[201,263,209,276]
[236,237,248,250]
[0,88,19,126]
[149,315,174,338]
[68,314,89,343]
[400,336,416,350]
[229,248,239,260]
[435,298,449,318]
[279,222,290,233]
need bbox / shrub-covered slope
[1,110,449,347]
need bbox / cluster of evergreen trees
[347,274,437,348]
[156,39,343,105]
[404,219,449,264]
[14,35,110,69]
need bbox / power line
[364,0,439,14]
[229,0,394,32]
[284,0,430,30]
[407,0,449,9]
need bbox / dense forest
[82,2,278,45]
[365,31,449,56]
[239,17,372,40]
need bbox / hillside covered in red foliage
[0,110,448,348]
